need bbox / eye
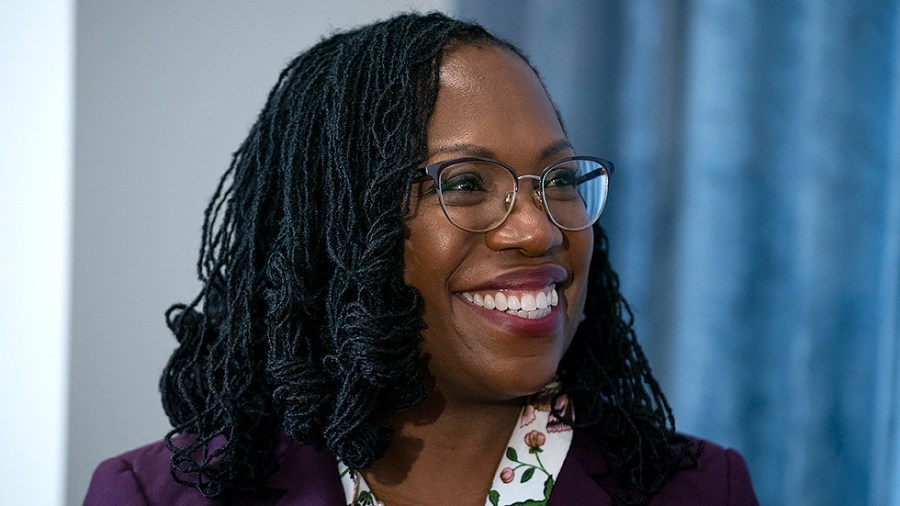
[545,167,578,188]
[441,171,487,193]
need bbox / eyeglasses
[415,156,613,232]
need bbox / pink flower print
[520,382,558,427]
[500,466,515,483]
[521,403,537,427]
[524,430,547,449]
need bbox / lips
[461,286,559,319]
[455,265,567,321]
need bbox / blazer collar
[547,429,616,506]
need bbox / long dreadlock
[160,12,698,505]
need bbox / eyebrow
[427,143,497,159]
[426,139,575,163]
[538,139,576,161]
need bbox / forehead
[427,44,567,164]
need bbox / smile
[460,287,559,320]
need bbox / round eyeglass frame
[414,155,615,233]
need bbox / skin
[362,43,593,505]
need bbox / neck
[361,390,524,506]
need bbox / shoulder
[648,435,758,505]
[84,432,345,506]
[84,437,202,506]
[556,430,758,505]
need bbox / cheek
[403,210,439,284]
[404,226,455,287]
[565,229,594,317]
[402,209,472,304]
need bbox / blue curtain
[456,1,900,504]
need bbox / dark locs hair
[159,11,696,505]
[557,227,701,504]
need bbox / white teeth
[521,294,536,311]
[506,307,551,320]
[460,287,557,320]
[495,292,508,311]
[536,291,548,310]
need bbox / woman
[85,12,757,505]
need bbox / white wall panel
[0,2,75,505]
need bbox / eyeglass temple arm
[575,165,613,185]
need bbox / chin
[495,361,562,399]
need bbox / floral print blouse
[338,382,573,506]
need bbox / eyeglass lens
[437,159,609,232]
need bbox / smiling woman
[83,12,758,506]
[404,44,594,409]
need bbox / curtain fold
[457,2,900,504]
[872,12,900,504]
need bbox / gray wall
[67,2,452,504]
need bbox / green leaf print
[489,489,500,506]
[521,467,535,483]
[356,490,376,506]
[506,447,518,461]
[542,476,555,499]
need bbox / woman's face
[403,44,593,405]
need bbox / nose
[484,180,563,256]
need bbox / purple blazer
[85,430,758,505]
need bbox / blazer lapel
[547,429,615,506]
